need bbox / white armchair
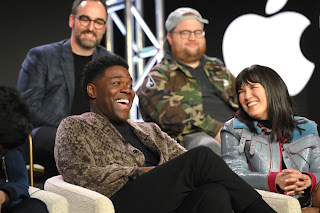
[29,186,68,213]
[44,175,301,213]
[44,175,114,213]
[25,135,68,213]
[256,189,301,213]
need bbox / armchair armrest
[29,186,68,213]
[256,189,301,213]
[44,175,114,213]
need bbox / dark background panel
[2,0,320,125]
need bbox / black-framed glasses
[171,30,205,39]
[73,14,106,29]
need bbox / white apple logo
[222,0,315,96]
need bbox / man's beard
[76,30,101,49]
[179,47,204,63]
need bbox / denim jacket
[0,149,29,210]
[221,117,320,203]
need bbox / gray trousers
[183,132,221,156]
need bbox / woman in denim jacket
[221,65,320,213]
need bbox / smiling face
[167,19,206,68]
[87,65,135,123]
[238,81,268,120]
[69,1,107,53]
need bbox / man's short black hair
[0,86,32,150]
[81,54,129,98]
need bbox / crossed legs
[110,146,275,213]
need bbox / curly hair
[81,54,129,99]
[0,86,32,150]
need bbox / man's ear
[69,14,75,29]
[87,83,96,99]
[166,33,173,45]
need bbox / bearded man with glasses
[138,7,238,156]
[17,0,113,180]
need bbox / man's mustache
[81,30,97,37]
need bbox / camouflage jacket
[137,55,238,144]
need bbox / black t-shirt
[70,53,91,115]
[110,120,160,166]
[186,59,235,123]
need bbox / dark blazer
[17,39,113,128]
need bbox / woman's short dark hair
[71,0,108,15]
[81,54,129,98]
[0,86,32,150]
[235,64,304,142]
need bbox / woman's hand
[276,169,311,195]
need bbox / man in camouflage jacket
[137,7,238,154]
